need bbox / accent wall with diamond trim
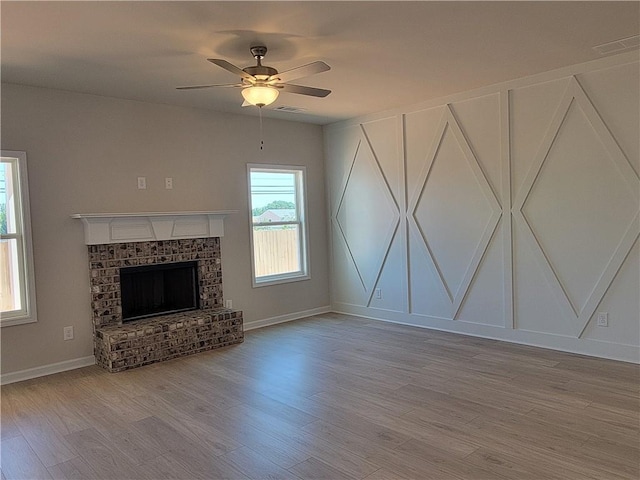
[324,52,639,363]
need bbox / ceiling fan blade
[269,61,330,83]
[208,58,255,81]
[279,83,331,98]
[176,83,243,90]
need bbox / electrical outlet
[596,312,608,327]
[374,288,382,299]
[225,299,233,309]
[63,326,74,340]
[165,177,173,189]
[137,176,147,189]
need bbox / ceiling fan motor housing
[245,46,278,79]
[243,65,278,78]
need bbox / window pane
[0,161,18,235]
[252,224,301,277]
[0,238,23,312]
[248,164,308,286]
[250,171,298,224]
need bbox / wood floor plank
[131,393,242,457]
[464,444,628,480]
[136,454,203,480]
[0,435,52,480]
[394,383,499,422]
[365,443,463,480]
[582,434,640,465]
[463,416,635,478]
[74,374,151,423]
[302,405,411,451]
[173,397,311,470]
[463,447,560,480]
[250,413,383,479]
[219,446,301,480]
[130,415,219,461]
[7,389,78,467]
[288,457,356,480]
[466,409,592,449]
[392,438,505,480]
[47,457,99,480]
[363,408,481,457]
[18,381,92,437]
[525,405,639,444]
[2,314,638,480]
[362,468,411,480]
[315,383,415,417]
[110,418,169,465]
[0,387,23,441]
[301,419,404,459]
[161,450,251,480]
[63,427,143,479]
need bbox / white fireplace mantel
[71,211,236,245]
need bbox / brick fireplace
[73,212,243,372]
[88,238,223,328]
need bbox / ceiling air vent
[593,35,639,55]
[274,106,307,113]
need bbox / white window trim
[247,163,310,288]
[1,150,37,326]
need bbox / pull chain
[258,106,264,151]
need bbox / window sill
[1,314,37,327]
[253,273,310,288]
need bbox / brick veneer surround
[89,238,223,328]
[87,237,243,372]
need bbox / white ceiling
[2,1,638,125]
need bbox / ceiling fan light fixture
[179,45,331,106]
[241,85,279,107]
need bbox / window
[248,164,309,286]
[1,151,37,326]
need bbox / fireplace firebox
[120,261,199,322]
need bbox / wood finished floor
[2,313,639,480]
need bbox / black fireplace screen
[120,261,199,322]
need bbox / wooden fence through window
[252,228,300,277]
[0,241,18,312]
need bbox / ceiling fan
[177,45,331,107]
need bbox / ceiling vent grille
[593,35,639,55]
[274,106,307,113]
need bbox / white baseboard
[6,302,631,385]
[244,305,332,331]
[1,355,96,385]
[0,306,331,385]
[332,303,640,364]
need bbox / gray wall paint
[2,52,638,376]
[1,84,330,374]
[324,53,639,363]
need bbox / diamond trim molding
[407,105,502,319]
[335,126,401,305]
[512,76,640,338]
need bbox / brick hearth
[95,309,243,372]
[86,237,243,372]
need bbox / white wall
[1,84,330,377]
[324,52,639,363]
